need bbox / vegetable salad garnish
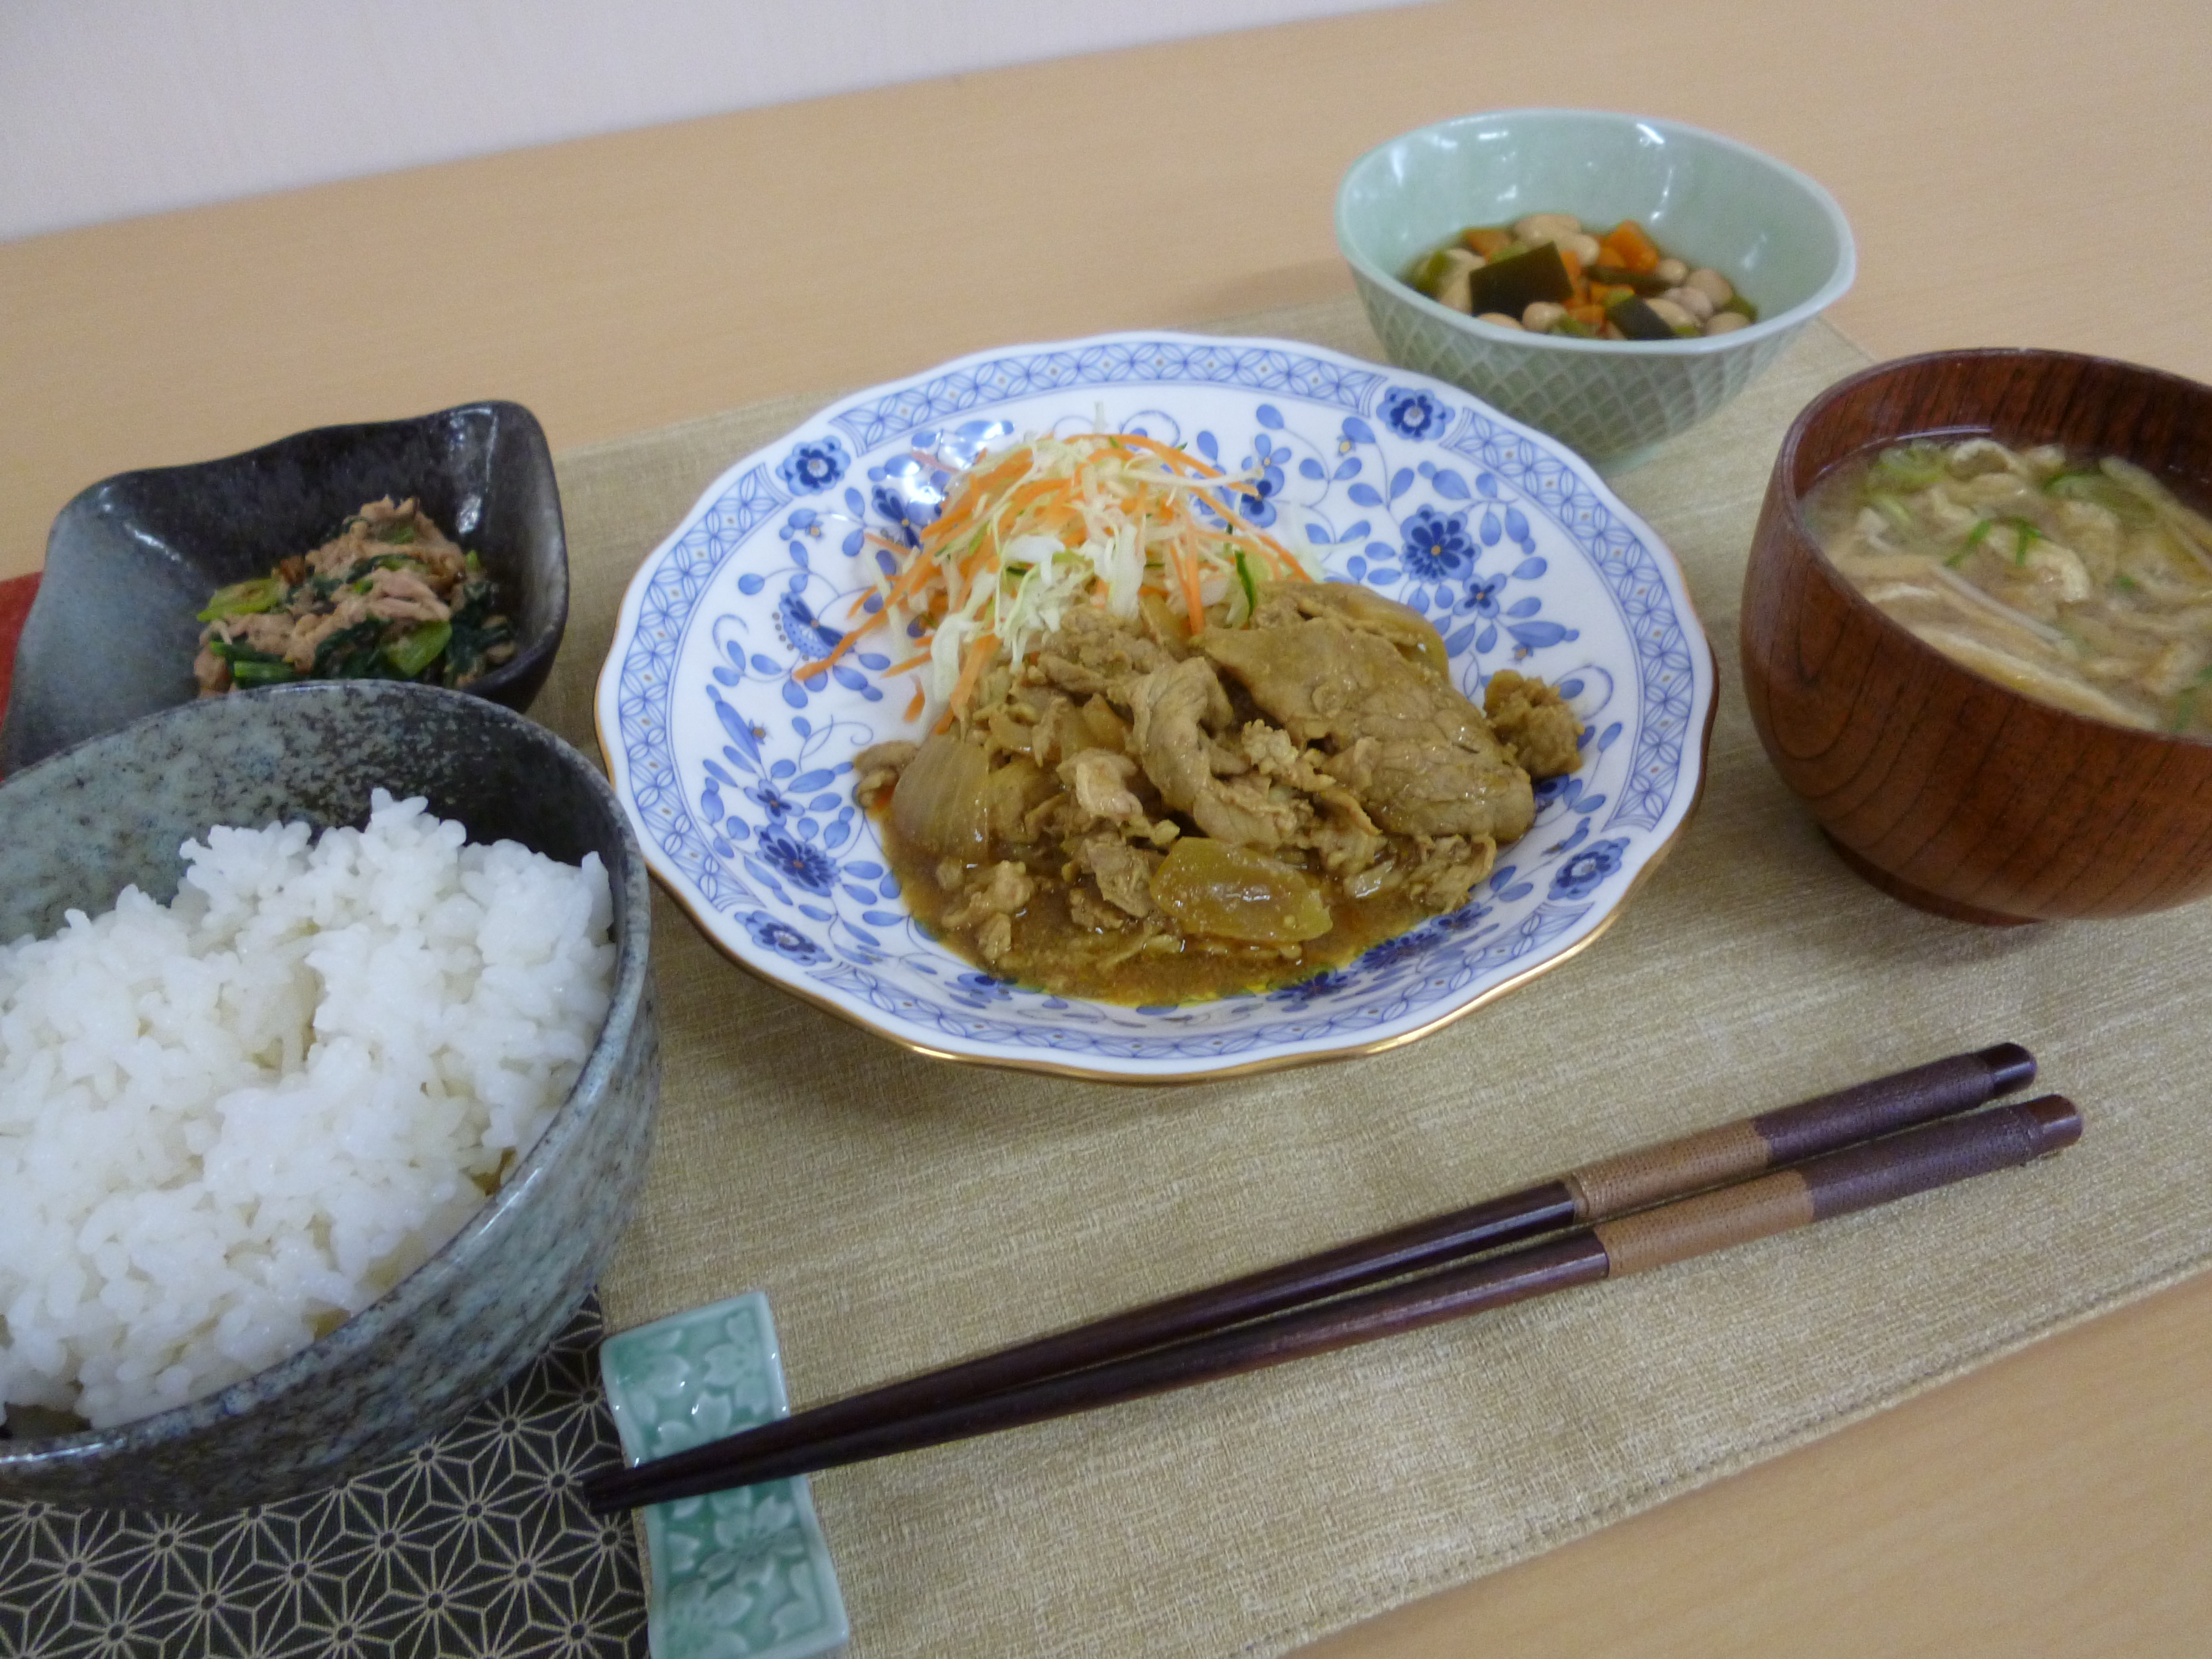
[797,432,1319,724]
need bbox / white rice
[0,791,615,1431]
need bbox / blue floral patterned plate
[595,333,1715,1081]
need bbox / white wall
[0,0,1422,243]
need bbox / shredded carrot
[795,430,1321,726]
[950,630,998,714]
[904,684,926,722]
[794,610,884,682]
[1175,540,1206,634]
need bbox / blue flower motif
[755,826,837,894]
[1270,968,1353,1005]
[1401,507,1473,580]
[742,912,827,963]
[778,437,848,495]
[1235,457,1286,528]
[1381,388,1446,441]
[1433,900,1495,934]
[871,481,941,545]
[952,971,1014,1004]
[1548,837,1630,901]
[1531,773,1579,811]
[778,507,825,543]
[745,781,799,818]
[775,591,843,660]
[1361,928,1436,971]
[1461,573,1505,618]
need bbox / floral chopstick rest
[599,1292,849,1659]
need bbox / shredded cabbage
[796,431,1318,721]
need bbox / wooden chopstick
[587,1046,2041,1513]
[594,1097,2079,1508]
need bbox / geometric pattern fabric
[0,1299,645,1658]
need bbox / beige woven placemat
[534,304,2212,1659]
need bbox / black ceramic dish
[0,681,657,1511]
[0,400,567,774]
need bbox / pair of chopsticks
[586,1044,2073,1513]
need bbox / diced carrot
[1463,226,1513,257]
[1603,220,1662,274]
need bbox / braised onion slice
[890,732,990,857]
[1149,839,1332,943]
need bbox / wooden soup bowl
[1741,348,2212,924]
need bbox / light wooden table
[5,1,2208,1651]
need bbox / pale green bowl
[601,1291,850,1659]
[1335,108,1855,465]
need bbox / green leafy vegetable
[442,577,518,686]
[228,657,299,688]
[311,620,393,680]
[383,619,453,679]
[342,552,419,583]
[196,577,287,623]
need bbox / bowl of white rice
[0,680,656,1510]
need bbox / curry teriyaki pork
[857,582,1582,1003]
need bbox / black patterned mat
[0,1297,646,1658]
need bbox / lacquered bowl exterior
[0,682,658,1510]
[1741,348,2212,922]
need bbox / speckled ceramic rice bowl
[0,681,658,1511]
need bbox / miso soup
[1806,437,2212,736]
